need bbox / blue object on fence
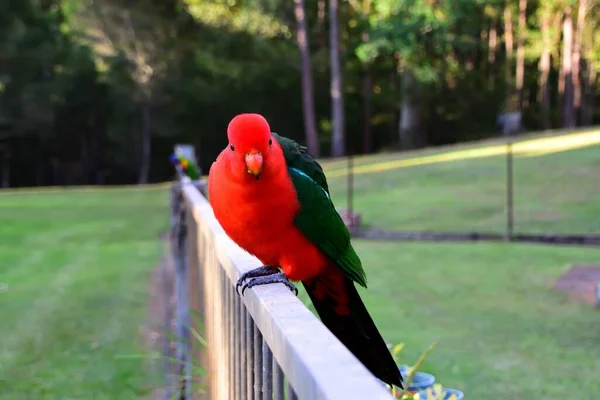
[417,387,464,400]
[398,365,436,392]
[169,154,180,164]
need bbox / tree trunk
[81,133,90,184]
[572,0,587,124]
[294,0,320,156]
[329,0,345,157]
[561,6,575,128]
[554,11,564,103]
[399,68,420,149]
[558,63,565,97]
[317,0,327,51]
[95,125,106,185]
[504,3,515,110]
[388,56,398,145]
[539,12,551,130]
[1,151,9,188]
[515,0,527,110]
[36,164,44,186]
[361,73,373,153]
[582,60,596,125]
[138,100,152,184]
[36,141,45,186]
[488,21,497,64]
[360,0,372,154]
[487,20,498,88]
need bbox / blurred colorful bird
[170,154,201,180]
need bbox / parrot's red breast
[208,114,329,282]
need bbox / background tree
[0,0,598,188]
[294,0,320,156]
[329,0,346,156]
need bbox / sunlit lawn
[349,241,600,399]
[311,130,600,399]
[299,238,600,398]
[323,131,600,234]
[0,186,169,399]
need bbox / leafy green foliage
[0,0,599,187]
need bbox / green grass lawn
[1,129,599,399]
[324,139,600,235]
[0,186,169,399]
[315,131,600,398]
[351,241,600,399]
[297,240,600,399]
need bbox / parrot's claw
[235,265,279,295]
[239,272,298,296]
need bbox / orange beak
[245,151,263,179]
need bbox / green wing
[272,132,329,194]
[182,157,201,180]
[272,133,367,287]
[186,163,201,180]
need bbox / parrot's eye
[230,144,235,151]
[268,139,272,146]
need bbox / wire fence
[325,128,600,244]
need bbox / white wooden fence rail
[170,176,395,400]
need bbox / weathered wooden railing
[169,176,395,400]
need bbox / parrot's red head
[226,113,277,181]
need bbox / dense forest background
[0,0,598,187]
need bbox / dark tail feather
[302,272,403,388]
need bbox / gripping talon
[235,265,279,295]
[240,272,298,296]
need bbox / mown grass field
[349,241,600,399]
[317,129,600,398]
[323,128,600,234]
[0,186,169,399]
[1,128,599,399]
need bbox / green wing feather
[186,163,201,180]
[272,133,367,288]
[181,157,201,180]
[272,132,329,193]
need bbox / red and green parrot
[170,153,201,180]
[208,113,403,389]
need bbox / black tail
[302,276,403,388]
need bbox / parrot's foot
[236,265,279,294]
[236,266,298,296]
[242,273,298,296]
